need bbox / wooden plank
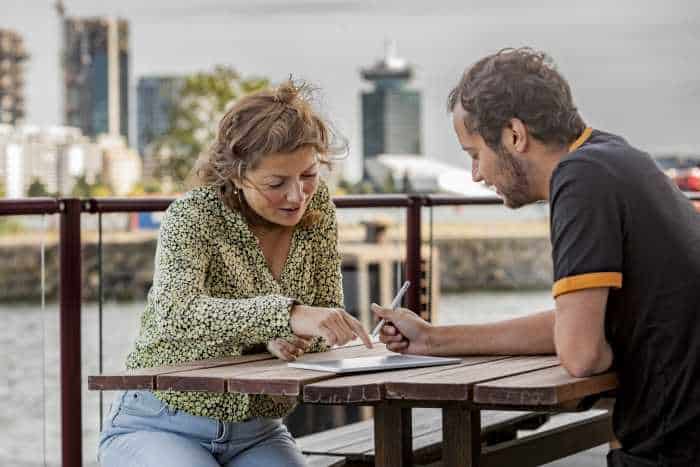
[155,344,390,394]
[304,455,346,467]
[226,345,395,396]
[299,408,547,464]
[480,411,612,467]
[442,407,481,467]
[408,411,549,464]
[374,405,412,467]
[88,353,274,390]
[384,356,560,402]
[304,356,507,404]
[300,408,445,456]
[473,366,618,408]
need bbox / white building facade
[0,124,102,197]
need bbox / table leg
[442,406,481,467]
[374,404,412,467]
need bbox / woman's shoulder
[305,180,336,228]
[309,180,333,211]
[164,185,223,225]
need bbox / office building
[62,17,129,140]
[0,29,28,125]
[361,41,421,181]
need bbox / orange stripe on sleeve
[552,272,622,298]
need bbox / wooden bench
[298,408,551,466]
[304,454,347,467]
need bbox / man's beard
[495,145,533,209]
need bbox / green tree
[336,177,378,195]
[151,66,269,191]
[71,175,113,198]
[129,178,163,196]
[380,172,397,193]
[27,178,51,197]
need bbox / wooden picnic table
[89,344,617,467]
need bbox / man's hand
[267,336,312,361]
[371,304,433,354]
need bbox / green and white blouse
[125,181,340,422]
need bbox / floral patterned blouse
[125,181,340,422]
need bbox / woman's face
[238,145,320,228]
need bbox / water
[0,290,558,467]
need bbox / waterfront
[0,290,611,467]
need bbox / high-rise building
[360,41,421,181]
[137,76,184,160]
[62,17,129,141]
[0,29,28,125]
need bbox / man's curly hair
[448,48,586,150]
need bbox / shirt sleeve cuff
[257,295,297,341]
[552,272,622,298]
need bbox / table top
[89,344,617,410]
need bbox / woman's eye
[268,182,284,189]
[302,173,318,179]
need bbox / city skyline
[3,0,700,180]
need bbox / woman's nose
[286,180,303,203]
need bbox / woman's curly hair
[193,79,347,227]
[447,47,586,151]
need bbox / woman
[99,81,371,467]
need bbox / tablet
[287,354,462,374]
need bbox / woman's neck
[250,223,294,241]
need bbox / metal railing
[1,190,698,467]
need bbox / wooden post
[59,198,83,467]
[406,196,422,313]
[356,259,371,329]
[443,406,481,467]
[374,404,412,467]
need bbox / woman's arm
[149,198,296,346]
[306,192,343,352]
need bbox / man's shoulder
[553,130,651,192]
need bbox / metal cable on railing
[40,214,48,467]
[98,212,104,431]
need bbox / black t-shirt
[550,129,700,465]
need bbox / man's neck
[532,145,570,201]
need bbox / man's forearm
[427,310,556,356]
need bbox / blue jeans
[98,390,306,467]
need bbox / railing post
[59,198,82,467]
[405,195,423,313]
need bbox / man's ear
[501,118,529,155]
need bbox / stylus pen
[371,280,411,338]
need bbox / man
[373,48,700,467]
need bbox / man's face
[452,106,533,209]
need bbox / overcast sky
[3,0,699,179]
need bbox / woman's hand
[266,336,312,361]
[290,305,373,348]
